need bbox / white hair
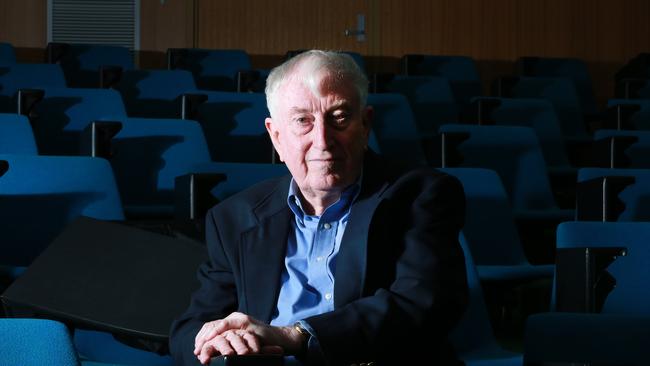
[265,50,368,118]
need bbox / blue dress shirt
[270,178,361,327]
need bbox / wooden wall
[2,0,650,103]
[0,0,47,62]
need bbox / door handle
[344,14,366,42]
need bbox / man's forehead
[279,71,359,110]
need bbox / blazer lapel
[240,178,292,322]
[334,153,390,307]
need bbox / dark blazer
[170,152,468,366]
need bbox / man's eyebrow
[289,107,311,114]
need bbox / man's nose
[312,119,333,150]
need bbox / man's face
[265,70,371,198]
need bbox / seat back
[383,75,458,137]
[110,118,211,217]
[509,77,586,138]
[195,91,272,162]
[440,124,557,212]
[0,42,16,66]
[518,57,596,115]
[479,97,570,167]
[449,232,507,355]
[0,318,80,366]
[441,168,528,266]
[0,64,66,97]
[191,162,289,202]
[170,48,251,91]
[31,87,127,155]
[0,114,37,155]
[367,93,428,166]
[0,154,124,266]
[401,54,481,104]
[54,43,135,88]
[114,69,198,118]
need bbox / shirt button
[316,256,324,262]
[325,293,332,300]
[323,223,331,229]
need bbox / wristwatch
[292,321,310,356]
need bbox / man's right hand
[193,312,305,364]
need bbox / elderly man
[170,50,468,366]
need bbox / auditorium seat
[516,56,597,116]
[167,48,252,91]
[367,93,429,167]
[524,221,650,365]
[0,318,80,366]
[378,75,458,138]
[84,118,212,220]
[0,64,66,112]
[0,154,124,269]
[182,90,274,163]
[441,168,553,282]
[450,232,523,366]
[494,76,588,141]
[0,42,16,66]
[439,124,573,217]
[19,87,127,156]
[112,69,199,118]
[47,42,135,88]
[401,54,482,105]
[0,114,38,155]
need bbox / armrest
[575,175,635,221]
[16,88,45,124]
[440,131,470,167]
[174,172,226,221]
[99,65,124,89]
[555,247,627,313]
[594,135,639,168]
[459,97,502,125]
[80,121,123,159]
[180,93,208,120]
[600,103,641,130]
[209,354,284,366]
[616,77,648,99]
[524,312,650,366]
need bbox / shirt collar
[287,173,363,225]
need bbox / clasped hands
[193,312,305,365]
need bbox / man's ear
[265,117,284,162]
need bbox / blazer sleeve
[304,172,468,365]
[169,208,239,366]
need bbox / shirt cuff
[295,320,326,366]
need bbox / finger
[261,345,284,355]
[226,332,251,355]
[240,331,261,354]
[194,322,221,355]
[197,343,218,365]
[213,335,235,356]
